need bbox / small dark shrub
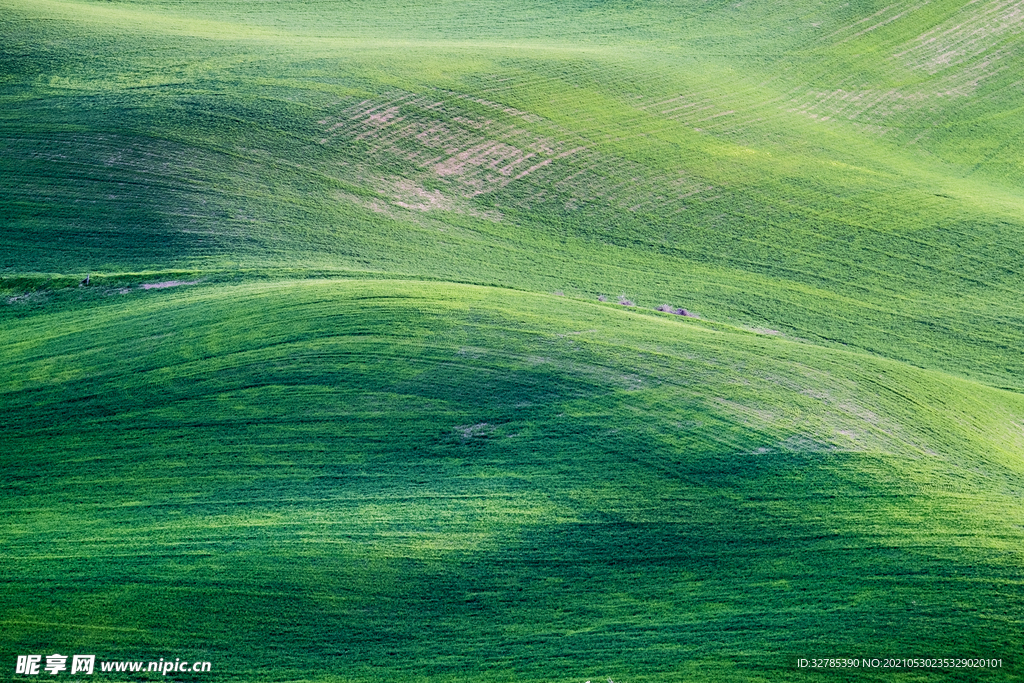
[657,304,698,316]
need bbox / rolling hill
[3,1,1024,681]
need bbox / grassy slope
[4,0,1024,388]
[2,1,1024,681]
[4,280,1024,682]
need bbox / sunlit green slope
[3,0,1024,388]
[3,281,1024,681]
[2,1,1024,681]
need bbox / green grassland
[2,1,1024,681]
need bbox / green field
[3,1,1024,681]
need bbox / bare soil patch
[140,280,200,290]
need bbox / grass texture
[2,1,1024,681]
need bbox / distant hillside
[2,1,1023,681]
